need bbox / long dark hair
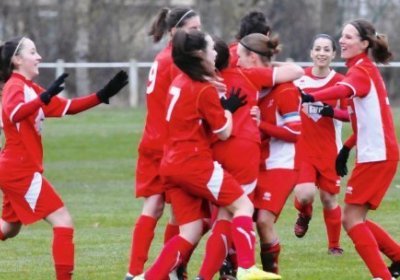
[0,36,25,82]
[148,7,198,43]
[350,19,392,64]
[235,10,271,40]
[214,37,230,71]
[172,29,216,82]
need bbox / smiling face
[12,38,42,79]
[339,24,369,60]
[310,37,336,68]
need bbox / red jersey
[220,67,275,143]
[294,68,345,159]
[228,42,239,68]
[258,82,301,170]
[0,73,69,172]
[337,53,399,163]
[139,43,180,152]
[161,73,228,170]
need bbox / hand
[220,87,247,113]
[96,70,129,104]
[40,73,69,105]
[336,146,350,177]
[318,103,334,117]
[298,87,315,103]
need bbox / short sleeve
[244,67,275,88]
[277,86,301,124]
[197,85,228,133]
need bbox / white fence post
[129,59,139,107]
[55,59,67,97]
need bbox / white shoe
[132,274,145,280]
[236,265,282,280]
[169,269,179,280]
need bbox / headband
[175,10,194,27]
[9,37,26,67]
[239,41,268,56]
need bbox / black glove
[319,104,334,117]
[220,87,247,113]
[336,146,350,177]
[298,87,315,103]
[40,73,69,105]
[96,70,129,104]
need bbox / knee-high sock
[163,223,180,244]
[348,223,392,279]
[53,227,74,280]
[294,197,313,217]
[128,215,157,275]
[366,220,400,262]
[145,235,194,280]
[199,220,232,279]
[260,240,281,274]
[231,216,255,269]
[323,206,342,249]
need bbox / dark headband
[239,41,268,56]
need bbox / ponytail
[148,7,169,43]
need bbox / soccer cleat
[124,273,134,280]
[132,274,145,280]
[328,247,344,256]
[220,258,237,280]
[176,264,188,280]
[194,277,205,280]
[236,265,281,280]
[294,213,311,238]
[388,261,400,278]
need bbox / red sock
[231,216,255,269]
[260,241,281,273]
[128,215,157,275]
[145,235,194,280]
[53,227,74,280]
[199,220,232,279]
[366,220,400,262]
[163,223,179,244]
[0,229,5,241]
[347,223,392,279]
[323,206,342,248]
[294,197,313,217]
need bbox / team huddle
[0,5,398,280]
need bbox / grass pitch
[0,106,399,280]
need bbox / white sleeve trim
[61,99,72,116]
[337,81,356,97]
[213,118,229,134]
[9,103,24,123]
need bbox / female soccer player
[196,36,303,280]
[125,7,201,280]
[292,34,348,255]
[229,10,271,68]
[301,19,400,280]
[0,36,128,280]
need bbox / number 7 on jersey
[166,86,181,121]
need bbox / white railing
[40,60,400,107]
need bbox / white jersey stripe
[207,161,224,200]
[24,172,42,211]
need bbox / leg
[293,183,315,238]
[198,207,233,280]
[319,190,343,254]
[145,220,203,280]
[128,194,165,277]
[257,210,280,273]
[343,203,392,279]
[0,219,22,240]
[45,207,74,280]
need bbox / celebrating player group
[0,5,398,280]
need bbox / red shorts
[1,172,64,225]
[167,187,211,225]
[345,160,398,210]
[297,156,340,194]
[162,159,244,207]
[135,148,165,198]
[254,169,298,217]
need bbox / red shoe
[294,214,311,238]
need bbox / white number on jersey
[146,61,158,94]
[166,86,181,122]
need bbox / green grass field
[0,106,399,280]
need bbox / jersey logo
[302,101,324,122]
[346,186,353,195]
[262,192,272,201]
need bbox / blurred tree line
[0,0,399,105]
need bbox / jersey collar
[345,52,368,68]
[10,72,34,87]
